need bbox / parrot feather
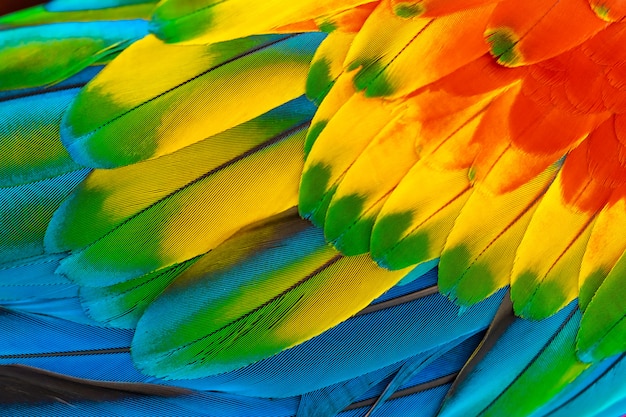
[485,0,608,67]
[2,0,626,414]
[150,0,372,44]
[439,166,557,305]
[577,250,626,362]
[46,0,155,12]
[0,20,147,90]
[299,93,398,226]
[48,96,316,285]
[61,33,325,168]
[131,210,411,379]
[510,145,612,320]
[437,302,589,417]
[0,3,155,27]
[536,353,626,417]
[371,161,471,270]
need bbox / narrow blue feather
[295,333,480,417]
[0,169,90,264]
[158,284,505,397]
[0,254,71,301]
[437,301,579,417]
[0,310,132,357]
[0,391,299,417]
[45,0,155,12]
[536,353,626,417]
[339,385,451,417]
[297,361,403,417]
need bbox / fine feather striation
[0,85,91,266]
[577,250,626,362]
[136,268,503,396]
[0,171,89,265]
[298,332,484,417]
[0,254,101,325]
[0,309,132,358]
[150,0,373,44]
[1,266,497,416]
[0,365,296,417]
[60,33,326,168]
[0,334,482,416]
[0,20,148,90]
[345,0,496,99]
[48,95,317,286]
[300,1,626,365]
[485,0,607,67]
[0,3,155,27]
[0,89,85,188]
[537,353,626,417]
[439,166,558,306]
[131,211,412,379]
[437,302,589,417]
[49,94,316,329]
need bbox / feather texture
[2,0,626,415]
[0,20,147,90]
[60,33,324,168]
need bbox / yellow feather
[371,160,471,269]
[153,0,373,44]
[324,111,420,254]
[511,172,596,319]
[440,166,557,305]
[579,195,626,311]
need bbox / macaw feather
[486,0,608,67]
[439,166,557,306]
[299,93,398,226]
[577,250,626,362]
[46,0,155,12]
[48,95,315,286]
[346,0,496,99]
[306,31,356,105]
[579,194,626,311]
[131,210,412,379]
[0,84,91,265]
[0,20,148,91]
[0,3,155,27]
[370,161,471,270]
[438,302,589,417]
[2,0,626,414]
[61,33,325,168]
[150,0,372,44]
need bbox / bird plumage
[1,0,625,415]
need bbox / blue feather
[0,385,299,417]
[536,353,626,417]
[0,170,90,264]
[0,310,132,357]
[45,0,156,12]
[437,301,581,416]
[145,279,504,397]
[340,385,451,417]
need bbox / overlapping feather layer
[0,0,625,416]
